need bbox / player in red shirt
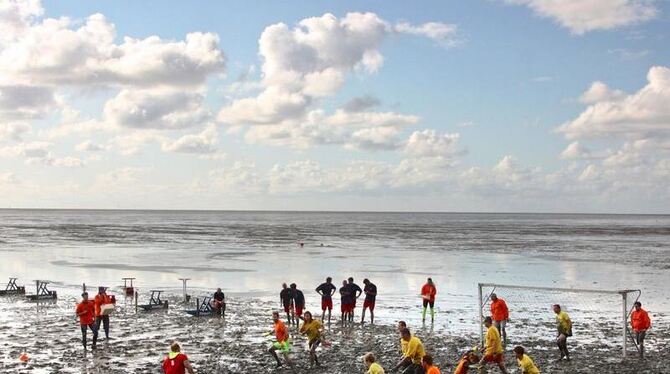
[630,301,652,358]
[94,286,116,340]
[162,342,195,374]
[75,292,97,350]
[421,278,437,323]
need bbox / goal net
[478,283,641,359]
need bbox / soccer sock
[430,308,435,320]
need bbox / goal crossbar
[477,283,641,359]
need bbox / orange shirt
[421,284,437,302]
[490,299,509,321]
[76,300,95,325]
[453,357,469,374]
[94,294,115,317]
[631,309,651,332]
[426,365,441,374]
[274,320,289,342]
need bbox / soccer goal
[477,283,641,359]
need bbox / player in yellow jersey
[513,346,540,374]
[479,317,508,374]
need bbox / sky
[0,0,669,213]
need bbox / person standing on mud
[75,292,97,350]
[290,283,305,327]
[94,286,115,340]
[490,293,509,344]
[420,278,437,324]
[280,283,293,324]
[630,301,651,358]
[162,342,195,374]
[316,277,337,323]
[361,278,377,324]
[553,304,572,361]
[339,280,352,324]
[299,311,324,368]
[347,277,363,322]
[212,288,225,318]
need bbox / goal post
[477,283,641,359]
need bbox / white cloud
[503,0,657,34]
[579,81,625,104]
[0,122,30,141]
[75,140,105,152]
[341,95,380,113]
[104,89,211,130]
[559,141,593,160]
[394,21,459,46]
[404,130,460,158]
[161,125,219,154]
[0,85,55,120]
[560,66,670,140]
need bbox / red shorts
[341,303,352,313]
[295,305,303,317]
[483,353,504,364]
[283,304,291,313]
[363,300,375,310]
[321,299,333,310]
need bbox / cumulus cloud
[75,140,105,152]
[161,125,219,154]
[0,141,83,167]
[404,130,460,158]
[341,95,381,113]
[0,122,31,141]
[579,81,625,104]
[0,85,55,120]
[503,0,657,34]
[559,66,670,140]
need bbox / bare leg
[370,309,374,324]
[361,307,367,323]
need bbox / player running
[361,278,377,324]
[316,277,337,323]
[280,283,293,324]
[479,317,509,374]
[290,283,305,327]
[553,304,572,361]
[162,342,195,374]
[630,301,652,358]
[75,292,97,350]
[420,278,437,323]
[490,293,509,344]
[299,311,324,368]
[513,346,540,374]
[392,327,425,373]
[268,311,296,371]
[348,277,363,322]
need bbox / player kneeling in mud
[268,311,296,372]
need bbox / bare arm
[184,360,195,374]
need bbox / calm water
[1,209,669,319]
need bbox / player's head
[363,278,369,285]
[348,277,354,283]
[272,311,280,322]
[170,342,181,353]
[483,316,492,327]
[98,286,106,294]
[290,283,296,289]
[363,352,376,367]
[634,301,642,310]
[553,304,561,314]
[490,293,498,301]
[342,280,348,286]
[397,320,407,331]
[326,277,332,283]
[304,311,313,322]
[81,292,88,300]
[400,327,411,341]
[216,287,222,292]
[427,277,433,284]
[513,346,525,359]
[422,354,434,368]
[282,283,287,289]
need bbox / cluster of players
[73,279,654,374]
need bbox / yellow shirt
[517,354,540,374]
[300,320,322,341]
[485,325,503,355]
[556,311,572,334]
[400,338,408,354]
[404,336,425,364]
[367,362,385,374]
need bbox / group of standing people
[75,287,116,350]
